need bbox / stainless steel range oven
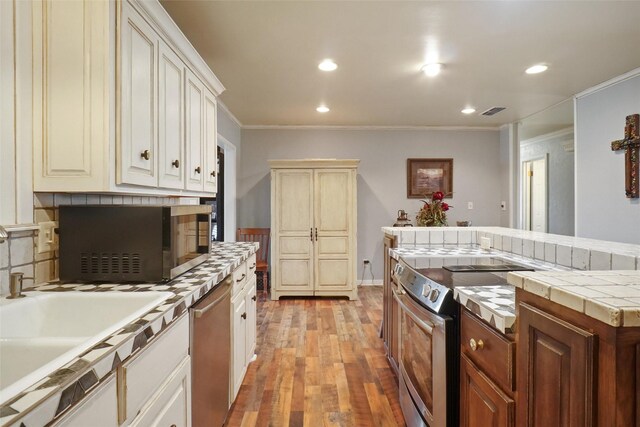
[392,256,535,427]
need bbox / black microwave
[59,205,212,282]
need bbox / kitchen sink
[0,291,173,404]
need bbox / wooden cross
[611,114,640,199]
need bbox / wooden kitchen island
[382,226,640,427]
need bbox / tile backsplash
[0,192,199,295]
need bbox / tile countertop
[390,246,569,335]
[508,270,640,327]
[0,241,258,427]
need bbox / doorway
[522,156,548,232]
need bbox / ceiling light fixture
[318,60,338,72]
[421,63,442,77]
[316,105,330,113]
[525,64,548,74]
[461,108,476,115]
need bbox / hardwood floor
[226,286,405,427]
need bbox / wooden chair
[236,228,270,294]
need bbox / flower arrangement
[416,191,452,227]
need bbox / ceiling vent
[481,107,506,116]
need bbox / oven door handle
[393,288,435,334]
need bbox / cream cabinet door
[185,69,204,191]
[273,170,314,293]
[245,278,257,365]
[33,0,110,192]
[314,169,353,291]
[203,89,217,193]
[157,41,184,189]
[119,3,158,187]
[53,375,118,426]
[231,290,247,400]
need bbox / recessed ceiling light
[318,60,338,72]
[525,64,548,74]
[421,63,442,77]
[316,105,330,113]
[461,108,476,115]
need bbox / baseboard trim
[358,280,383,286]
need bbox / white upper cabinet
[158,41,185,190]
[32,0,225,195]
[185,69,205,191]
[119,2,158,187]
[203,90,218,193]
[32,0,110,192]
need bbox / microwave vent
[80,253,141,275]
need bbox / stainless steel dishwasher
[190,274,232,427]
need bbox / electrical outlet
[501,201,507,211]
[363,259,370,264]
[467,202,474,210]
[37,221,58,253]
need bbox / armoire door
[313,169,353,292]
[273,169,314,293]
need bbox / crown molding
[217,100,243,129]
[241,124,500,131]
[575,66,640,99]
[520,127,574,147]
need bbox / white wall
[238,128,503,279]
[521,129,575,236]
[575,71,640,244]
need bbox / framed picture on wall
[407,158,453,198]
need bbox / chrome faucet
[8,272,31,299]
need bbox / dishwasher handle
[194,276,232,319]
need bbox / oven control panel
[393,259,452,314]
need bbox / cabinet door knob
[195,166,201,174]
[140,150,150,160]
[172,159,180,168]
[252,295,257,301]
[210,171,216,177]
[469,338,484,351]
[241,312,247,320]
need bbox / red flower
[433,191,444,201]
[441,202,450,211]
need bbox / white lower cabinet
[231,289,247,399]
[230,260,258,401]
[53,375,118,427]
[129,357,191,427]
[121,314,190,425]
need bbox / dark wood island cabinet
[382,233,399,376]
[460,308,515,427]
[517,288,640,427]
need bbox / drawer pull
[195,166,201,174]
[241,312,247,320]
[469,338,484,351]
[252,295,257,301]
[236,273,246,282]
[249,263,256,270]
[140,149,150,160]
[172,159,180,168]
